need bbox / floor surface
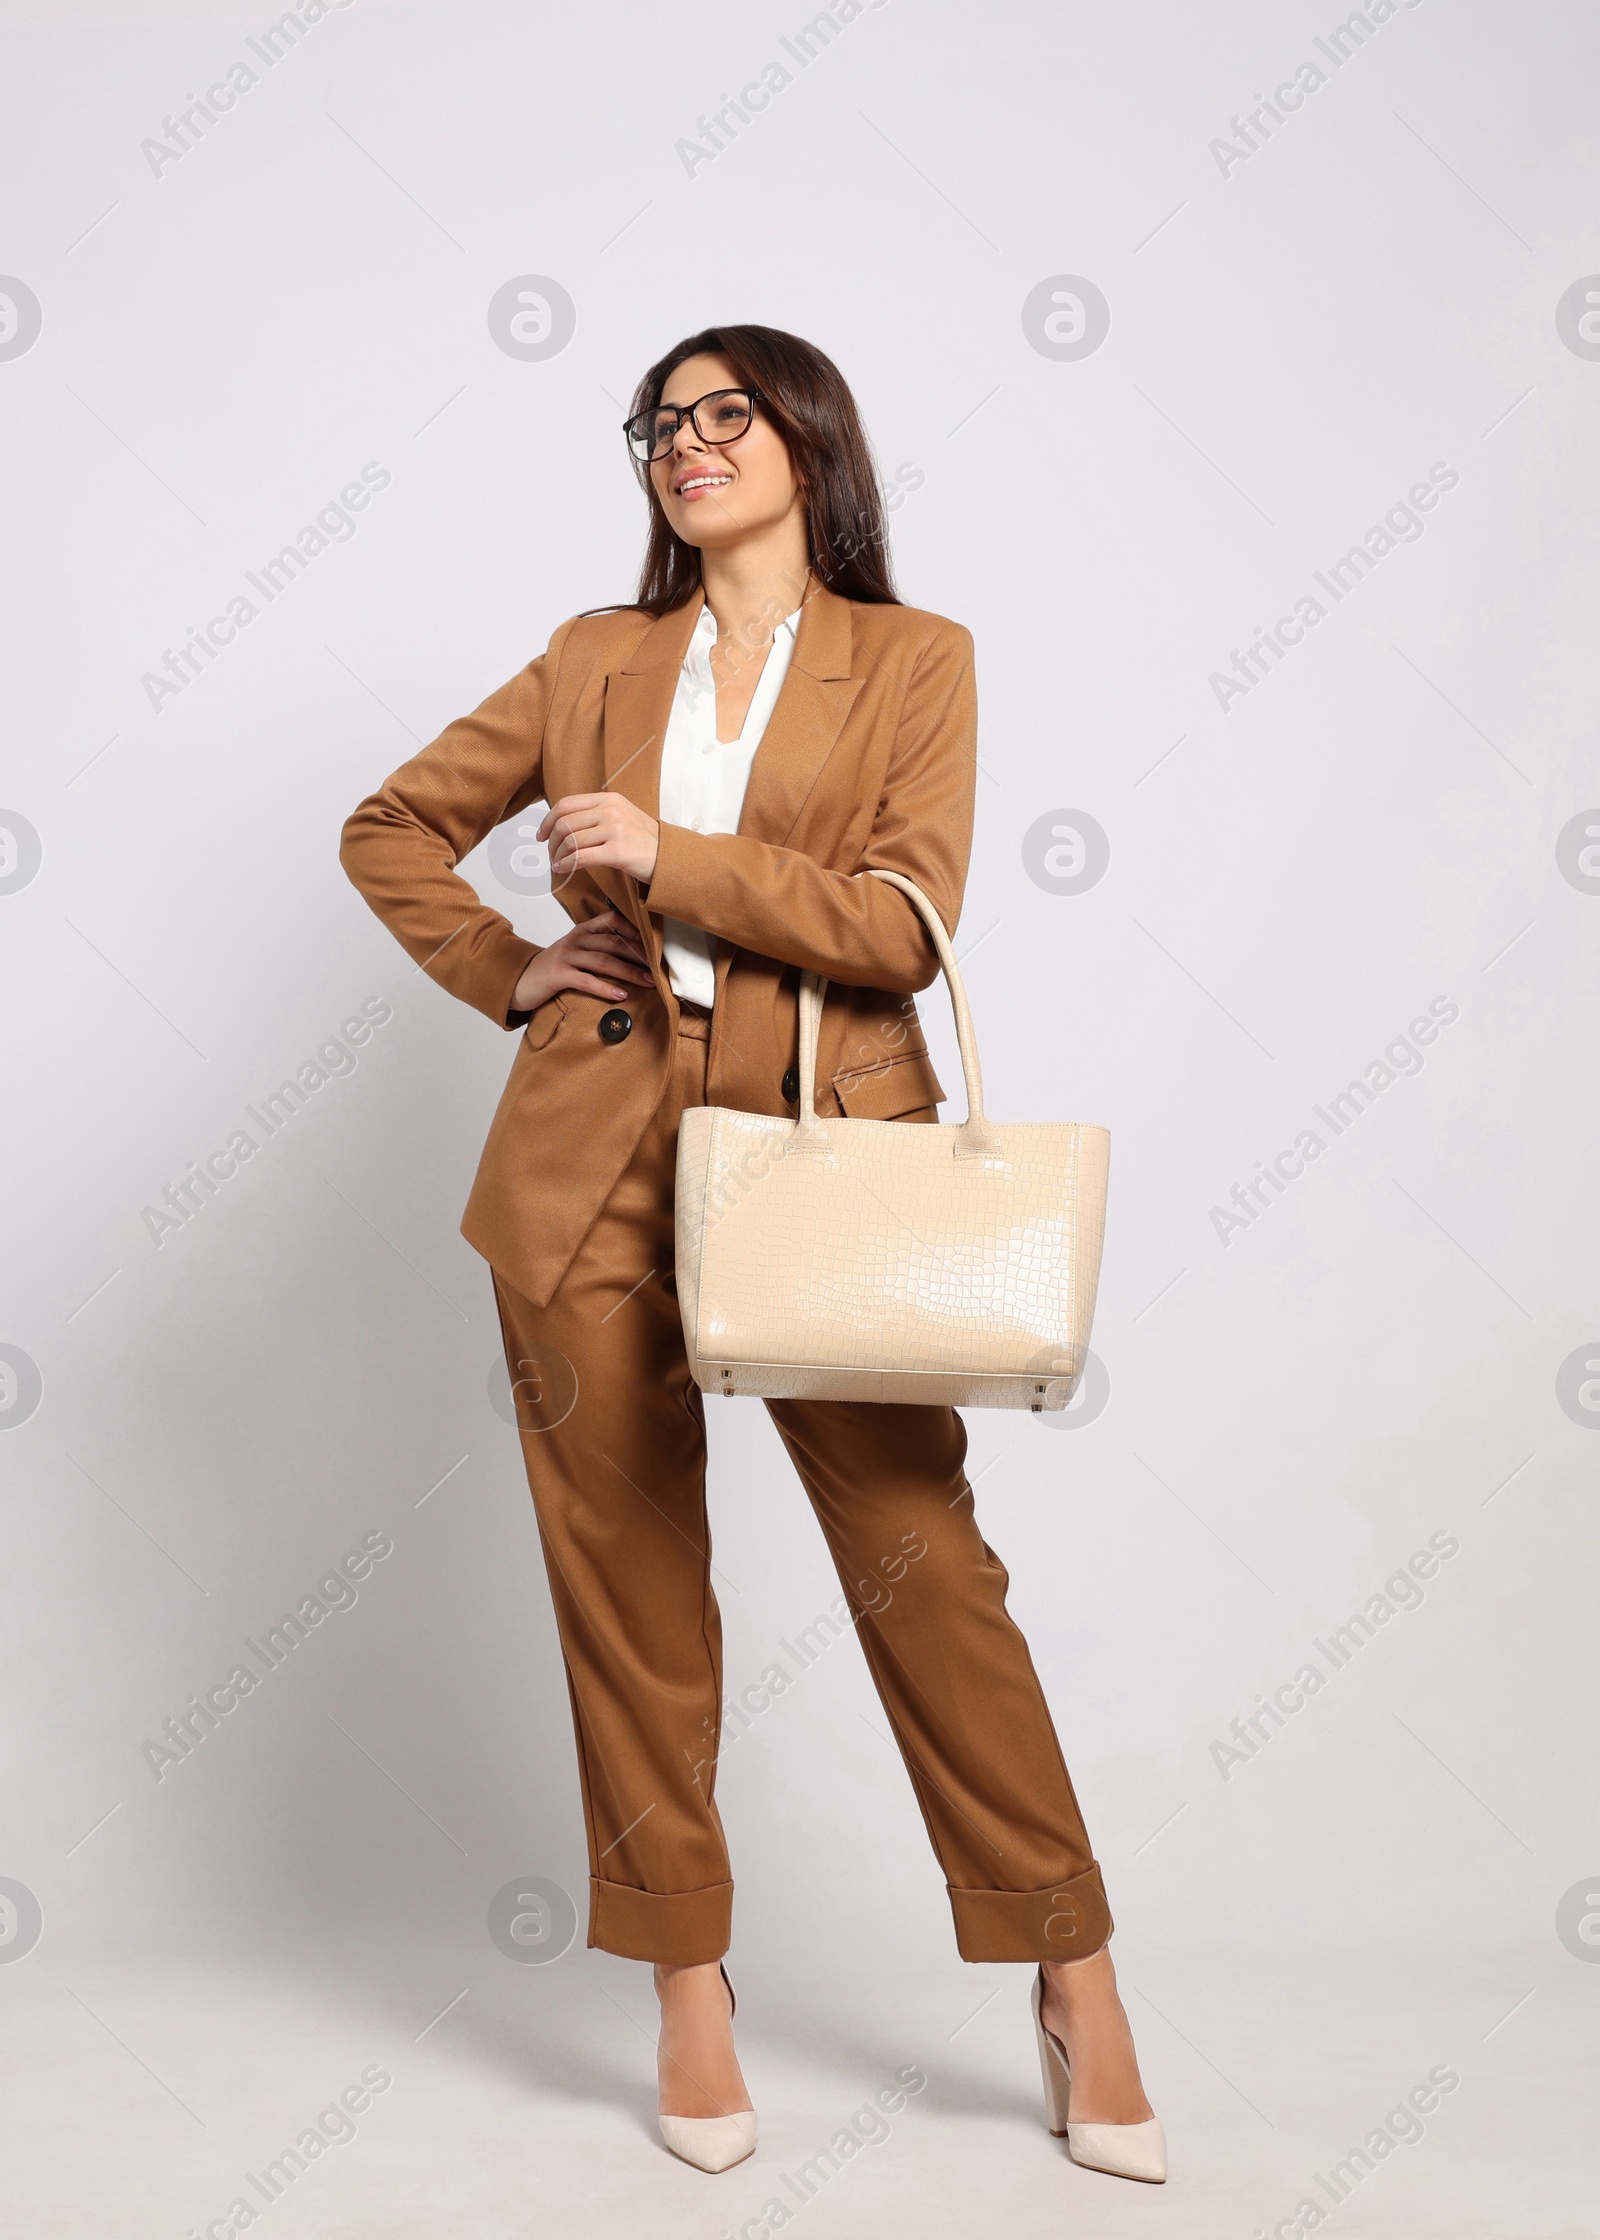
[5,1940,1590,2238]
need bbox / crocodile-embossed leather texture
[675,1106,1109,1409]
[674,870,1109,1411]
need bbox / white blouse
[655,600,802,1007]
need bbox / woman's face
[647,352,806,556]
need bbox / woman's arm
[338,619,575,1028]
[641,621,977,991]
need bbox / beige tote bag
[674,869,1110,1412]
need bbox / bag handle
[794,868,1002,1160]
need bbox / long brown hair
[623,324,900,615]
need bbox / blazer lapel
[603,590,704,802]
[736,583,862,850]
[597,591,705,934]
[598,582,861,981]
[708,583,861,1009]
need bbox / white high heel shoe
[657,1964,757,2174]
[1031,1967,1167,2184]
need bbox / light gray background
[2,2,1596,2235]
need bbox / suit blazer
[338,581,977,1308]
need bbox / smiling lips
[674,471,733,500]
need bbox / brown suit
[340,584,1112,1965]
[340,584,969,1309]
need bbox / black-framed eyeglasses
[624,387,763,464]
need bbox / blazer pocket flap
[523,994,569,1053]
[833,1049,945,1120]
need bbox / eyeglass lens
[632,391,753,460]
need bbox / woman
[339,324,1164,2185]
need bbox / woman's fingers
[541,800,607,851]
[567,918,653,985]
[566,967,632,1000]
[544,905,654,995]
[551,836,604,878]
[577,914,650,965]
[541,796,658,884]
[538,791,611,835]
[577,964,653,987]
[579,957,654,985]
[575,922,645,955]
[585,930,650,966]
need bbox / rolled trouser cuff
[948,1861,1113,1962]
[588,1877,733,1964]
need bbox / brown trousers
[491,1007,1112,1966]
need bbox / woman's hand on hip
[512,909,655,1015]
[539,792,660,884]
